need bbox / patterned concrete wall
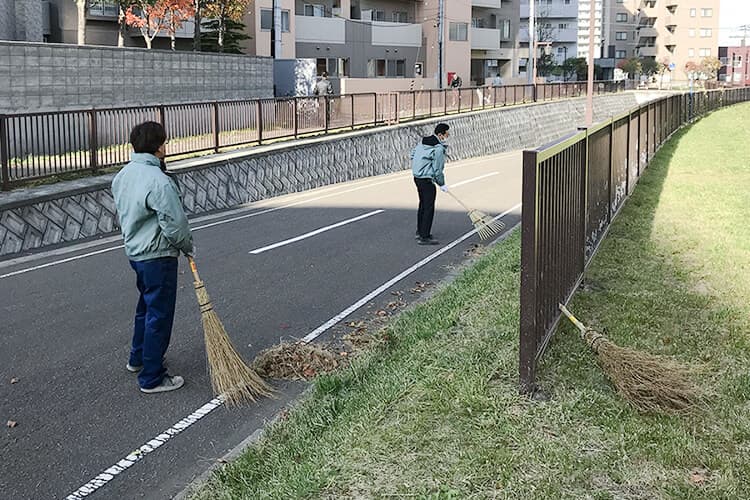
[0,93,652,257]
[0,41,273,113]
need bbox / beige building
[604,0,720,81]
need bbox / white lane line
[301,202,522,343]
[65,397,224,499]
[249,210,384,255]
[63,202,521,499]
[0,245,126,280]
[451,172,500,188]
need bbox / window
[449,22,468,41]
[616,13,627,22]
[699,48,710,57]
[701,8,713,17]
[88,1,118,17]
[734,55,743,68]
[565,0,571,4]
[688,28,696,37]
[558,23,569,30]
[700,28,712,37]
[261,9,291,31]
[304,4,325,17]
[501,19,511,39]
[616,50,626,58]
[472,18,485,28]
[392,11,407,23]
[396,60,405,77]
[616,31,627,40]
[689,8,696,17]
[617,0,624,3]
[688,48,695,57]
[557,47,564,54]
[377,59,386,76]
[373,10,385,21]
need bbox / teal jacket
[411,135,447,186]
[112,153,193,262]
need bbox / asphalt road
[0,150,522,500]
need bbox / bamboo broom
[559,304,701,414]
[188,256,274,406]
[444,190,504,240]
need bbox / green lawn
[191,102,750,499]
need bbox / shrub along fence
[518,86,750,393]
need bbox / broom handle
[444,189,471,211]
[186,256,201,282]
[558,304,588,335]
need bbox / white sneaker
[126,363,143,373]
[140,375,184,394]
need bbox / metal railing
[0,80,627,190]
[518,86,750,393]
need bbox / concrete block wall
[0,92,658,257]
[0,41,274,113]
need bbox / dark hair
[130,121,167,154]
[434,123,450,135]
[321,71,328,78]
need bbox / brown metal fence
[0,80,627,190]
[519,86,750,393]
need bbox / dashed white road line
[451,172,500,188]
[249,210,384,255]
[63,202,521,499]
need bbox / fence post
[212,102,220,153]
[373,93,378,126]
[533,84,538,102]
[429,90,433,117]
[294,98,299,138]
[0,115,9,191]
[88,110,98,171]
[519,149,540,395]
[607,118,614,224]
[324,96,330,133]
[444,89,447,115]
[412,91,416,120]
[350,95,354,130]
[257,100,263,144]
[157,105,165,127]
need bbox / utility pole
[438,0,444,88]
[528,0,535,84]
[585,0,596,127]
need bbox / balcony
[638,26,657,38]
[638,45,657,57]
[664,15,676,27]
[371,21,422,47]
[472,0,502,8]
[521,3,578,19]
[295,15,346,44]
[471,27,501,50]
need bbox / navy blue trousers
[129,257,178,389]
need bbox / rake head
[468,210,505,241]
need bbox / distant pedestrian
[411,123,450,245]
[450,74,463,88]
[492,73,503,87]
[314,71,333,97]
[112,121,194,394]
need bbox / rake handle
[558,303,588,335]
[444,189,472,211]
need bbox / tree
[684,60,700,80]
[125,0,168,49]
[699,56,722,80]
[563,57,589,81]
[160,0,196,50]
[533,5,558,78]
[617,57,642,79]
[640,58,661,76]
[200,18,250,53]
[202,0,251,52]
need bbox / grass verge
[191,102,750,499]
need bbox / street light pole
[528,0,535,84]
[585,0,596,127]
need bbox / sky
[719,0,750,45]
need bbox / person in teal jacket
[411,123,450,245]
[112,121,193,394]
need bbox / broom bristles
[194,281,274,406]
[583,329,701,414]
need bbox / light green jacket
[112,153,193,261]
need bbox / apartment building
[577,0,602,61]
[520,0,580,70]
[719,45,750,86]
[634,0,720,80]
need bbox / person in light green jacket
[112,122,193,394]
[411,123,450,245]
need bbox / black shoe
[417,237,440,245]
[415,232,434,240]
